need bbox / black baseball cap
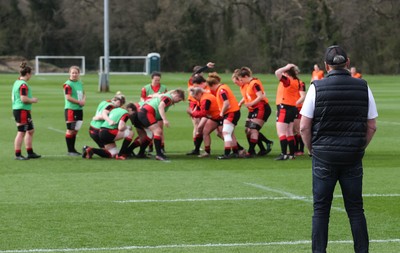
[325,45,348,65]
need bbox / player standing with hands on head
[63,66,86,156]
[274,63,303,160]
[300,45,378,253]
[12,62,41,160]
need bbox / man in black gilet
[300,45,378,253]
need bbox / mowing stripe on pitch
[0,239,399,252]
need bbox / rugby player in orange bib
[236,67,273,157]
[207,72,242,159]
[188,81,223,158]
[186,62,215,155]
[350,67,362,78]
[311,64,324,82]
[275,63,304,160]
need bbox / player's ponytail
[19,61,32,76]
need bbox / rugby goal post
[35,56,85,75]
[99,53,160,75]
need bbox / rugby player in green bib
[12,62,41,160]
[63,66,86,156]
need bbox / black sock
[118,138,132,156]
[280,138,288,154]
[66,134,76,152]
[92,148,112,158]
[154,136,162,156]
[194,135,203,151]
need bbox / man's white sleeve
[300,84,315,119]
[368,87,378,119]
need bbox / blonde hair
[231,69,240,80]
[112,91,126,105]
[69,65,80,73]
[189,87,204,97]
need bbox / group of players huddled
[12,61,317,161]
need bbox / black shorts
[249,103,271,121]
[210,117,223,126]
[276,104,297,123]
[130,114,144,130]
[99,128,118,145]
[223,110,241,126]
[137,105,157,128]
[13,109,31,124]
[89,126,104,148]
[13,109,34,130]
[65,109,83,122]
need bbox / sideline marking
[115,193,399,204]
[244,182,346,212]
[0,239,399,253]
[115,196,307,203]
[47,127,65,134]
[3,194,397,205]
[360,193,400,197]
[378,120,400,126]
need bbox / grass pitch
[0,72,399,253]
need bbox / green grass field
[0,72,399,253]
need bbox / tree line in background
[0,0,399,74]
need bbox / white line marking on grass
[41,155,70,157]
[244,182,304,199]
[115,196,307,203]
[378,120,400,126]
[47,127,65,134]
[244,182,346,212]
[115,193,400,204]
[0,239,399,252]
[336,193,400,198]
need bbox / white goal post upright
[35,56,85,75]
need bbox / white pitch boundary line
[0,239,399,253]
[358,193,400,197]
[378,120,400,126]
[244,182,346,212]
[40,155,71,157]
[47,127,65,134]
[115,196,306,203]
[2,193,397,205]
[114,193,400,204]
